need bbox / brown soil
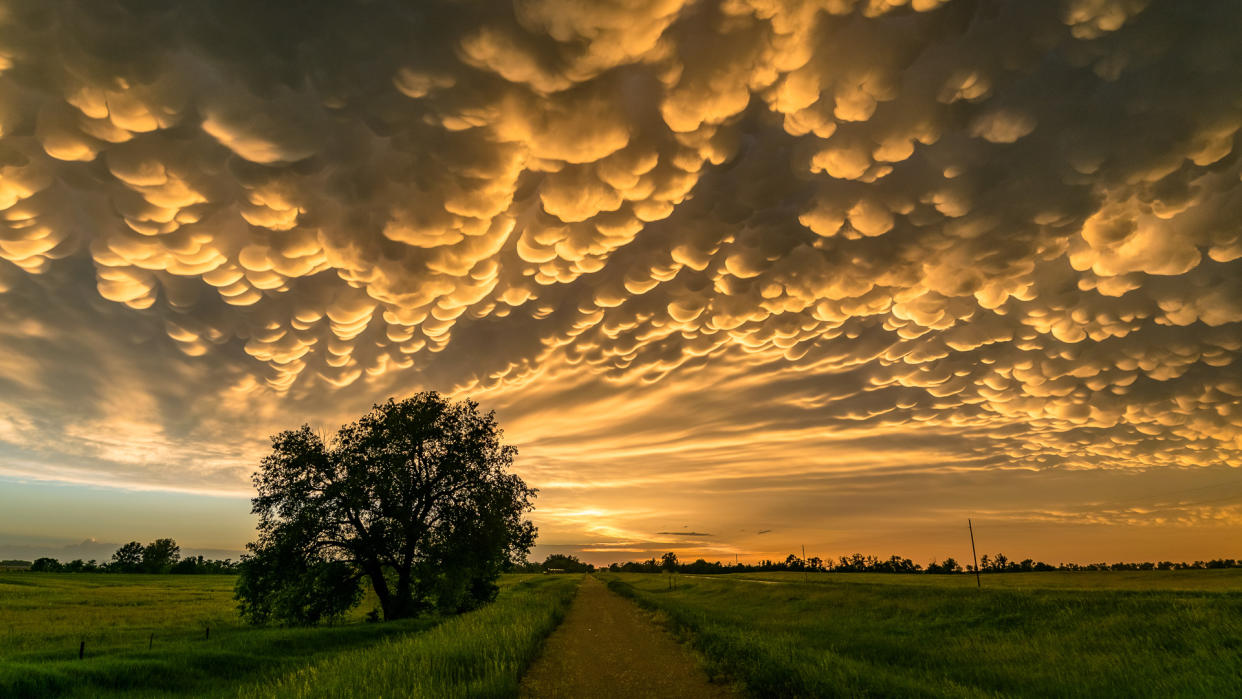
[519,575,737,698]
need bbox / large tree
[142,538,181,573]
[235,393,537,624]
[112,541,144,573]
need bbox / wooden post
[148,633,153,650]
[78,639,84,660]
[968,519,981,588]
[205,626,210,640]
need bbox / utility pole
[968,519,981,588]
[802,544,808,583]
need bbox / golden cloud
[0,1,1239,559]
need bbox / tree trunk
[363,562,396,621]
[388,564,415,620]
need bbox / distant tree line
[510,553,596,573]
[604,552,928,574]
[23,539,238,574]
[604,552,1242,574]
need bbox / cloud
[0,537,120,563]
[0,0,1239,559]
[0,536,243,562]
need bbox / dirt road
[519,575,736,698]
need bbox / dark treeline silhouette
[24,538,238,574]
[604,552,1242,574]
[511,553,596,573]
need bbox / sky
[0,0,1240,567]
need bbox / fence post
[78,639,84,660]
[969,519,981,588]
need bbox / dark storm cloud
[0,0,1238,557]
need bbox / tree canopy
[235,393,537,625]
[141,538,181,573]
[539,554,593,573]
[112,541,144,572]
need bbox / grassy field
[241,573,581,698]
[0,572,579,698]
[605,570,1242,697]
[717,568,1242,590]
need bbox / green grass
[605,571,1242,697]
[0,572,575,698]
[718,568,1242,590]
[239,573,582,698]
[2,573,259,660]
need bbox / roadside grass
[240,573,582,698]
[0,572,564,698]
[605,571,1242,697]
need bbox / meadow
[717,568,1242,590]
[605,570,1242,697]
[239,573,580,698]
[8,568,1242,697]
[0,572,579,698]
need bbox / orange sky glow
[0,0,1239,566]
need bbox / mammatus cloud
[0,0,1239,558]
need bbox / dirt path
[519,575,736,698]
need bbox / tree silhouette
[661,552,679,572]
[541,554,592,572]
[112,541,144,572]
[31,557,61,572]
[235,393,537,625]
[142,538,181,573]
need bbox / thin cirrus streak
[0,0,1239,562]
